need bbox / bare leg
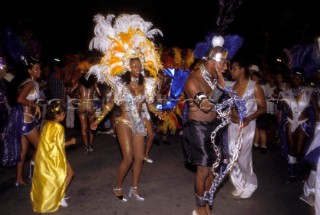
[78,113,89,149]
[65,160,74,191]
[87,103,95,147]
[259,129,267,148]
[253,128,259,147]
[114,122,134,189]
[16,135,29,184]
[205,173,214,215]
[286,123,307,157]
[25,128,40,161]
[286,123,294,156]
[132,135,145,187]
[88,115,95,146]
[286,123,300,181]
[195,166,211,215]
[144,119,154,160]
[294,126,308,159]
[25,128,40,179]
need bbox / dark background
[1,0,319,66]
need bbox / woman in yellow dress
[30,101,76,213]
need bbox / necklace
[292,87,304,96]
[131,77,139,82]
[131,77,139,87]
[130,77,140,95]
[200,64,217,90]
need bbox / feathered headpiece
[216,0,242,34]
[161,47,194,70]
[87,14,163,82]
[283,37,320,78]
[194,0,243,61]
[194,33,244,61]
[0,23,41,68]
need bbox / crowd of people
[0,12,320,215]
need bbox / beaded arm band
[96,105,111,124]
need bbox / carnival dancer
[183,36,228,215]
[88,13,163,202]
[30,100,76,212]
[299,70,320,208]
[278,68,318,183]
[156,47,193,142]
[1,56,42,187]
[68,56,102,153]
[299,123,320,208]
[0,56,10,140]
[228,57,266,199]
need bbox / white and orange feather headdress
[87,13,163,83]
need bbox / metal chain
[200,64,217,91]
[203,96,244,206]
[198,63,246,208]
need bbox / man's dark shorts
[183,119,217,166]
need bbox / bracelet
[96,105,111,124]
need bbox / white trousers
[228,121,258,194]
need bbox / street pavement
[0,128,314,215]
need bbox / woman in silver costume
[88,14,163,202]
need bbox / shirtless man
[183,44,228,215]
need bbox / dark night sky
[1,0,319,65]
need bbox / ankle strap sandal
[195,194,207,207]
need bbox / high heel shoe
[113,187,127,202]
[144,157,153,164]
[88,145,94,152]
[128,187,145,201]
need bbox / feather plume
[62,53,83,86]
[216,0,242,33]
[284,41,320,78]
[88,13,163,84]
[1,23,42,67]
[173,47,182,68]
[0,26,28,66]
[194,32,243,60]
[184,49,194,69]
[156,110,182,135]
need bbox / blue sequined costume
[0,105,23,166]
